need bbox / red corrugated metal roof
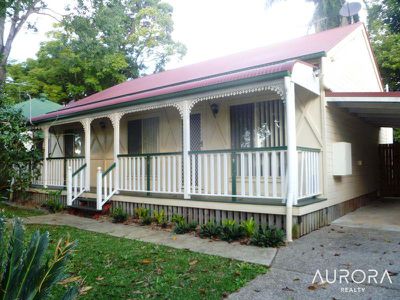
[33,23,363,122]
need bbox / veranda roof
[326,92,400,127]
[32,23,363,123]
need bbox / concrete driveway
[332,198,400,232]
[229,224,400,299]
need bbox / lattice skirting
[19,190,376,237]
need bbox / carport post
[284,76,298,243]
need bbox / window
[128,117,159,154]
[230,100,285,149]
[64,131,82,157]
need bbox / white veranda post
[284,76,298,243]
[112,113,121,192]
[82,118,91,191]
[181,101,191,199]
[42,126,49,188]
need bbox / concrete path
[333,198,400,232]
[229,225,400,299]
[24,213,276,266]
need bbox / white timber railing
[118,152,183,194]
[298,147,321,199]
[66,163,87,206]
[96,163,117,210]
[32,157,85,187]
[189,147,287,199]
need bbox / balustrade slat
[204,155,208,194]
[255,152,261,197]
[172,156,176,193]
[240,152,245,196]
[217,154,221,195]
[210,154,215,195]
[272,151,277,197]
[248,153,253,196]
[223,153,228,195]
[198,155,202,194]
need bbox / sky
[8,0,366,70]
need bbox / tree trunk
[0,63,6,84]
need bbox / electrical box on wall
[332,142,352,176]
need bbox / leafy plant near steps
[250,227,285,248]
[111,207,128,223]
[172,214,197,234]
[43,190,65,213]
[153,209,167,227]
[0,217,78,300]
[240,218,256,237]
[135,207,151,225]
[220,219,245,242]
[199,220,221,238]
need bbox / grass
[23,224,267,300]
[0,202,46,218]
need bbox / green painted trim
[72,163,87,177]
[33,70,291,124]
[189,146,287,155]
[297,147,321,152]
[102,162,116,177]
[118,151,182,157]
[47,156,85,160]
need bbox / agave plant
[0,218,78,300]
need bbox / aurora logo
[312,269,393,285]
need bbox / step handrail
[96,162,117,210]
[67,163,87,206]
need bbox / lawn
[23,225,267,299]
[0,202,46,218]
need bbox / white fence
[189,148,287,199]
[97,163,117,210]
[32,157,85,187]
[298,148,321,199]
[67,164,87,206]
[119,153,183,194]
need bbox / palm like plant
[0,218,78,300]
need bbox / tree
[5,0,186,103]
[367,0,400,91]
[266,0,344,32]
[0,0,48,84]
[0,107,42,200]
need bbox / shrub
[172,214,197,234]
[220,219,244,242]
[250,227,285,248]
[0,217,78,299]
[135,207,151,225]
[199,220,221,238]
[42,190,64,213]
[111,207,128,223]
[153,209,167,227]
[240,217,256,237]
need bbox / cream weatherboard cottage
[29,23,399,241]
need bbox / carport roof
[326,91,400,127]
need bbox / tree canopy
[6,0,186,104]
[367,0,400,91]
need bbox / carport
[326,91,400,127]
[327,91,400,232]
